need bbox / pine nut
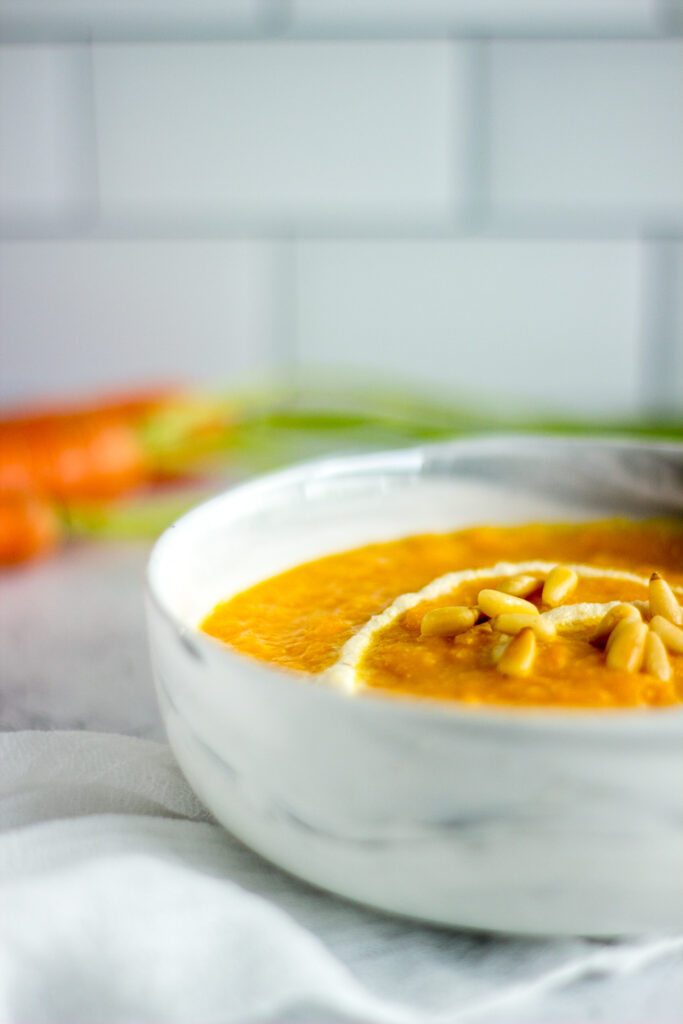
[498,574,542,598]
[606,611,641,653]
[605,619,648,672]
[497,627,536,677]
[648,572,682,626]
[477,590,539,618]
[644,630,672,682]
[650,615,683,655]
[494,613,556,640]
[542,565,578,607]
[420,606,478,638]
[591,603,641,645]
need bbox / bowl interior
[148,436,683,631]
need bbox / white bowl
[146,436,683,936]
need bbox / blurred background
[1,0,682,420]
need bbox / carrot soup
[202,519,683,709]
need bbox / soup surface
[201,519,683,708]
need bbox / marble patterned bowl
[146,436,683,936]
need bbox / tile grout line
[260,0,292,36]
[458,37,491,230]
[270,236,299,379]
[654,0,683,35]
[638,239,682,417]
[0,27,677,45]
[80,33,101,232]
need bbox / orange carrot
[0,385,238,564]
[0,492,62,565]
[0,417,149,500]
[0,386,179,501]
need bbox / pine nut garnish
[420,606,478,638]
[605,619,648,672]
[650,615,683,655]
[644,630,672,682]
[542,566,578,607]
[591,603,641,645]
[498,574,542,598]
[648,572,682,626]
[328,559,683,702]
[495,613,556,640]
[477,590,539,618]
[497,627,536,677]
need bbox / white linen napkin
[1,731,681,1024]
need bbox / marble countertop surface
[0,541,164,739]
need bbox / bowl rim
[146,433,683,739]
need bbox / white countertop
[0,541,162,738]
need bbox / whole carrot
[0,385,237,565]
[0,386,179,501]
[0,419,150,501]
[0,492,62,565]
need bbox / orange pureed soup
[202,519,683,709]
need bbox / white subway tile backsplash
[1,31,679,415]
[93,42,461,225]
[295,240,643,416]
[490,41,683,222]
[291,0,660,35]
[671,245,683,410]
[0,241,278,403]
[0,46,92,225]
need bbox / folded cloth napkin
[0,731,681,1024]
